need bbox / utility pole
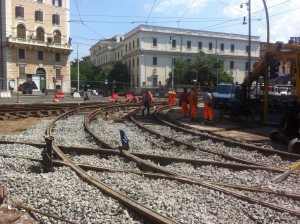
[77,44,79,92]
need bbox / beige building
[90,25,260,89]
[0,0,72,94]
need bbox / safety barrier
[109,93,119,102]
[55,91,65,98]
[0,91,12,98]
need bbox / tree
[107,61,130,90]
[70,59,104,90]
[168,51,233,89]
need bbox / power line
[146,0,157,25]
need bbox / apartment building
[90,25,260,88]
[0,0,72,94]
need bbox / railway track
[0,103,299,223]
[84,105,300,219]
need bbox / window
[171,39,176,48]
[37,0,43,3]
[230,61,234,69]
[35,10,43,22]
[52,0,62,7]
[137,57,139,65]
[19,66,26,79]
[129,43,131,51]
[137,38,139,47]
[125,45,128,52]
[36,27,44,41]
[152,38,157,47]
[17,24,26,39]
[187,41,191,49]
[231,44,235,52]
[19,49,25,59]
[52,14,60,25]
[198,42,202,50]
[245,61,249,70]
[209,43,213,51]
[55,68,61,79]
[153,57,157,66]
[220,43,224,51]
[55,53,61,62]
[132,41,135,49]
[15,6,24,18]
[38,51,43,60]
[133,58,135,67]
[53,30,61,44]
[187,58,191,63]
[246,45,249,53]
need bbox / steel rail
[0,140,290,173]
[2,152,300,202]
[155,106,300,159]
[83,105,300,218]
[130,107,273,167]
[46,103,178,224]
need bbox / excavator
[239,41,300,153]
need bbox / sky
[69,0,300,61]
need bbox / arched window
[36,27,45,41]
[17,24,26,39]
[53,30,61,44]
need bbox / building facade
[90,25,260,88]
[0,0,72,94]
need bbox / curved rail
[46,103,178,224]
[83,104,300,218]
[154,105,300,159]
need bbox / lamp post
[240,0,251,97]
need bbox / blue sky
[69,0,300,61]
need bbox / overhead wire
[145,0,157,25]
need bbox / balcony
[7,35,72,51]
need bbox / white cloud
[145,0,209,15]
[223,0,300,43]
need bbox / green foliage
[107,61,130,85]
[168,51,233,88]
[70,59,104,90]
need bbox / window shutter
[20,7,24,18]
[35,11,38,21]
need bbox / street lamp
[240,0,251,97]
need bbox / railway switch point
[42,135,55,172]
[0,186,8,204]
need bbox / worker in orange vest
[203,86,215,125]
[189,87,198,121]
[179,87,189,118]
[168,88,177,105]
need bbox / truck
[212,83,240,109]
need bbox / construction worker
[168,88,177,105]
[203,86,214,125]
[179,87,189,118]
[142,89,154,117]
[189,87,198,121]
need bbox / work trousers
[142,102,150,116]
[169,97,176,105]
[190,104,197,118]
[204,104,213,121]
[181,102,188,117]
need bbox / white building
[90,25,260,88]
